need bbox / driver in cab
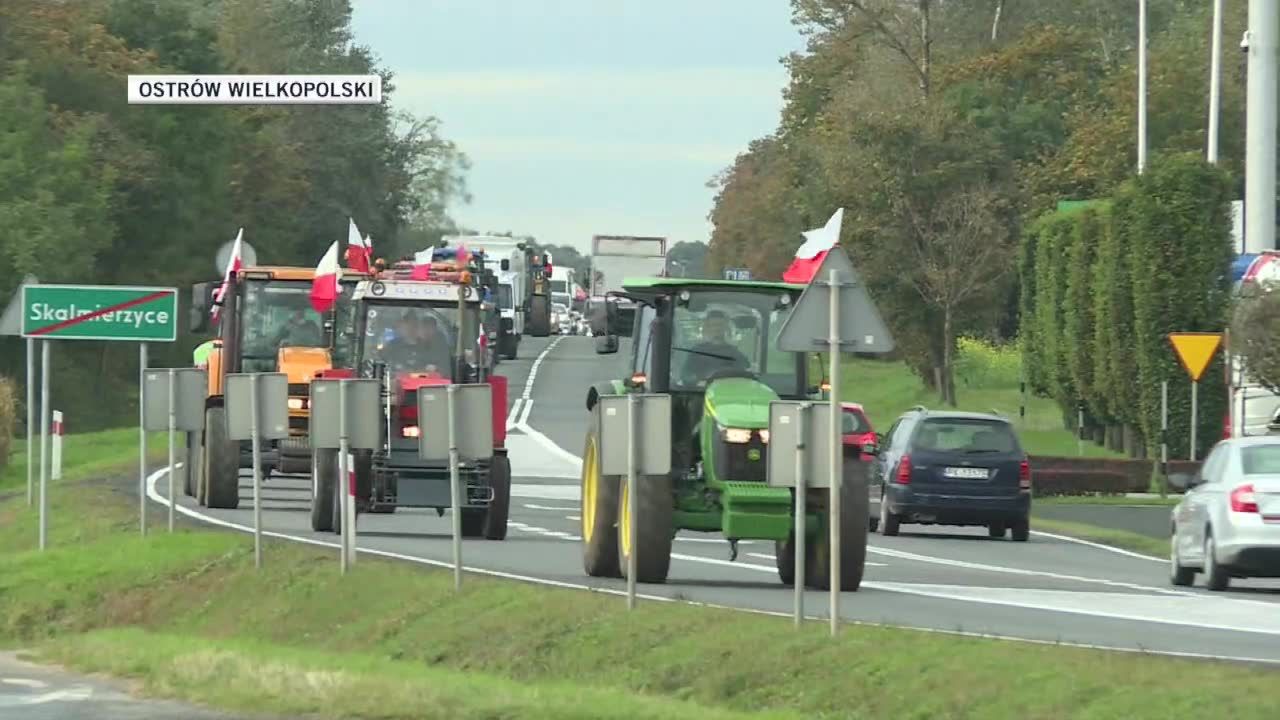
[681,309,750,384]
[385,312,453,375]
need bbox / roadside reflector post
[599,393,672,611]
[38,340,50,551]
[1160,380,1169,496]
[339,380,351,573]
[167,369,177,532]
[769,400,833,630]
[139,344,148,535]
[225,372,288,570]
[1077,404,1085,457]
[418,383,496,592]
[51,411,63,481]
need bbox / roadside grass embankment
[0,427,167,494]
[1,434,1277,720]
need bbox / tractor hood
[703,377,778,430]
[396,371,449,404]
[278,347,331,383]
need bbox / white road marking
[1029,529,1165,563]
[522,503,577,512]
[505,399,524,430]
[17,687,94,705]
[0,678,47,689]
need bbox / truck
[442,235,555,345]
[550,265,575,309]
[588,235,667,353]
[308,256,511,539]
[188,265,368,508]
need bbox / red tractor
[309,258,511,539]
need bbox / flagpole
[1208,0,1224,165]
[1137,0,1148,175]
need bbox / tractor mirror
[189,282,212,333]
[500,259,510,271]
[589,302,611,336]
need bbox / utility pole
[1137,0,1148,174]
[1208,0,1224,165]
[1245,0,1278,252]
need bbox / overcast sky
[350,1,805,251]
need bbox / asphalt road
[151,335,1280,664]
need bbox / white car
[1170,435,1280,590]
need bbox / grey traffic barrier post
[769,399,833,629]
[418,383,494,591]
[598,393,671,610]
[143,368,206,532]
[226,372,288,568]
[311,378,381,574]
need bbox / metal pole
[626,393,638,611]
[250,374,262,568]
[38,340,50,551]
[26,338,34,507]
[139,343,148,536]
[1137,0,1148,174]
[339,380,351,574]
[1190,381,1199,461]
[827,267,842,638]
[1160,380,1169,496]
[167,370,176,532]
[1246,0,1278,252]
[447,384,462,590]
[1208,0,1224,164]
[1019,380,1026,429]
[794,402,808,629]
[1077,405,1085,457]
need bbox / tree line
[707,0,1253,419]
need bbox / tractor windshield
[670,289,802,396]
[240,280,325,372]
[360,301,476,377]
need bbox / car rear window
[913,418,1018,454]
[842,408,870,434]
[1242,444,1280,474]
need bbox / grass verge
[1,427,167,493]
[4,477,1278,719]
[1037,495,1179,507]
[1030,515,1166,558]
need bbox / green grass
[4,480,1279,720]
[1038,495,1180,507]
[1029,515,1167,558]
[1,427,168,493]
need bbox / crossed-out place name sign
[21,285,178,342]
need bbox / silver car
[1170,435,1280,590]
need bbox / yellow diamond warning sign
[1167,332,1223,382]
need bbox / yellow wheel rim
[620,480,632,557]
[582,434,598,542]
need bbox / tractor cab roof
[619,277,802,305]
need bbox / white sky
[350,0,804,251]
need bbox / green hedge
[1092,189,1142,435]
[1063,206,1105,423]
[1032,212,1076,408]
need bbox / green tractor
[581,278,869,589]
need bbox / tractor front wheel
[806,460,870,592]
[617,473,674,584]
[184,431,201,497]
[203,405,240,510]
[483,453,512,540]
[581,419,621,578]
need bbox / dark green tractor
[581,278,869,589]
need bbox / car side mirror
[189,282,212,333]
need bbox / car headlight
[723,427,752,444]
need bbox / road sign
[723,267,752,281]
[0,275,38,336]
[775,247,894,354]
[215,238,257,274]
[1168,332,1222,382]
[21,285,178,342]
[599,394,671,476]
[767,400,832,489]
[418,384,495,462]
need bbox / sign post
[775,246,894,637]
[139,344,148,535]
[598,393,671,610]
[311,378,381,573]
[1167,332,1223,461]
[143,368,206,529]
[225,372,288,568]
[37,341,49,551]
[418,384,495,590]
[768,400,833,629]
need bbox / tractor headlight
[287,397,306,410]
[758,429,769,444]
[722,427,752,444]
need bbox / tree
[667,241,709,278]
[1232,285,1280,396]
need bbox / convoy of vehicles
[588,235,667,353]
[307,257,511,540]
[188,265,366,508]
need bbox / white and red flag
[782,208,843,284]
[211,228,244,321]
[411,247,434,280]
[310,240,341,313]
[345,218,371,273]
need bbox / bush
[953,336,1020,390]
[1030,468,1133,497]
[1091,189,1142,438]
[0,376,14,475]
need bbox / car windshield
[240,280,326,371]
[913,418,1019,454]
[361,301,475,376]
[1242,444,1280,474]
[842,408,870,434]
[551,279,567,293]
[670,289,801,396]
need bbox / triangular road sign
[1168,332,1222,382]
[775,247,894,354]
[0,275,38,337]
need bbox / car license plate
[943,466,989,480]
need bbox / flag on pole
[782,209,843,284]
[345,218,371,273]
[311,240,341,313]
[411,247,434,280]
[211,228,244,321]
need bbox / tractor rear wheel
[617,473,674,584]
[806,460,870,592]
[310,449,337,532]
[528,295,551,337]
[184,431,201,497]
[581,417,622,578]
[483,453,512,540]
[203,405,240,510]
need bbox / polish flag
[344,218,371,273]
[211,228,244,321]
[782,208,844,284]
[310,240,341,313]
[411,247,434,280]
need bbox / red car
[842,402,877,460]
